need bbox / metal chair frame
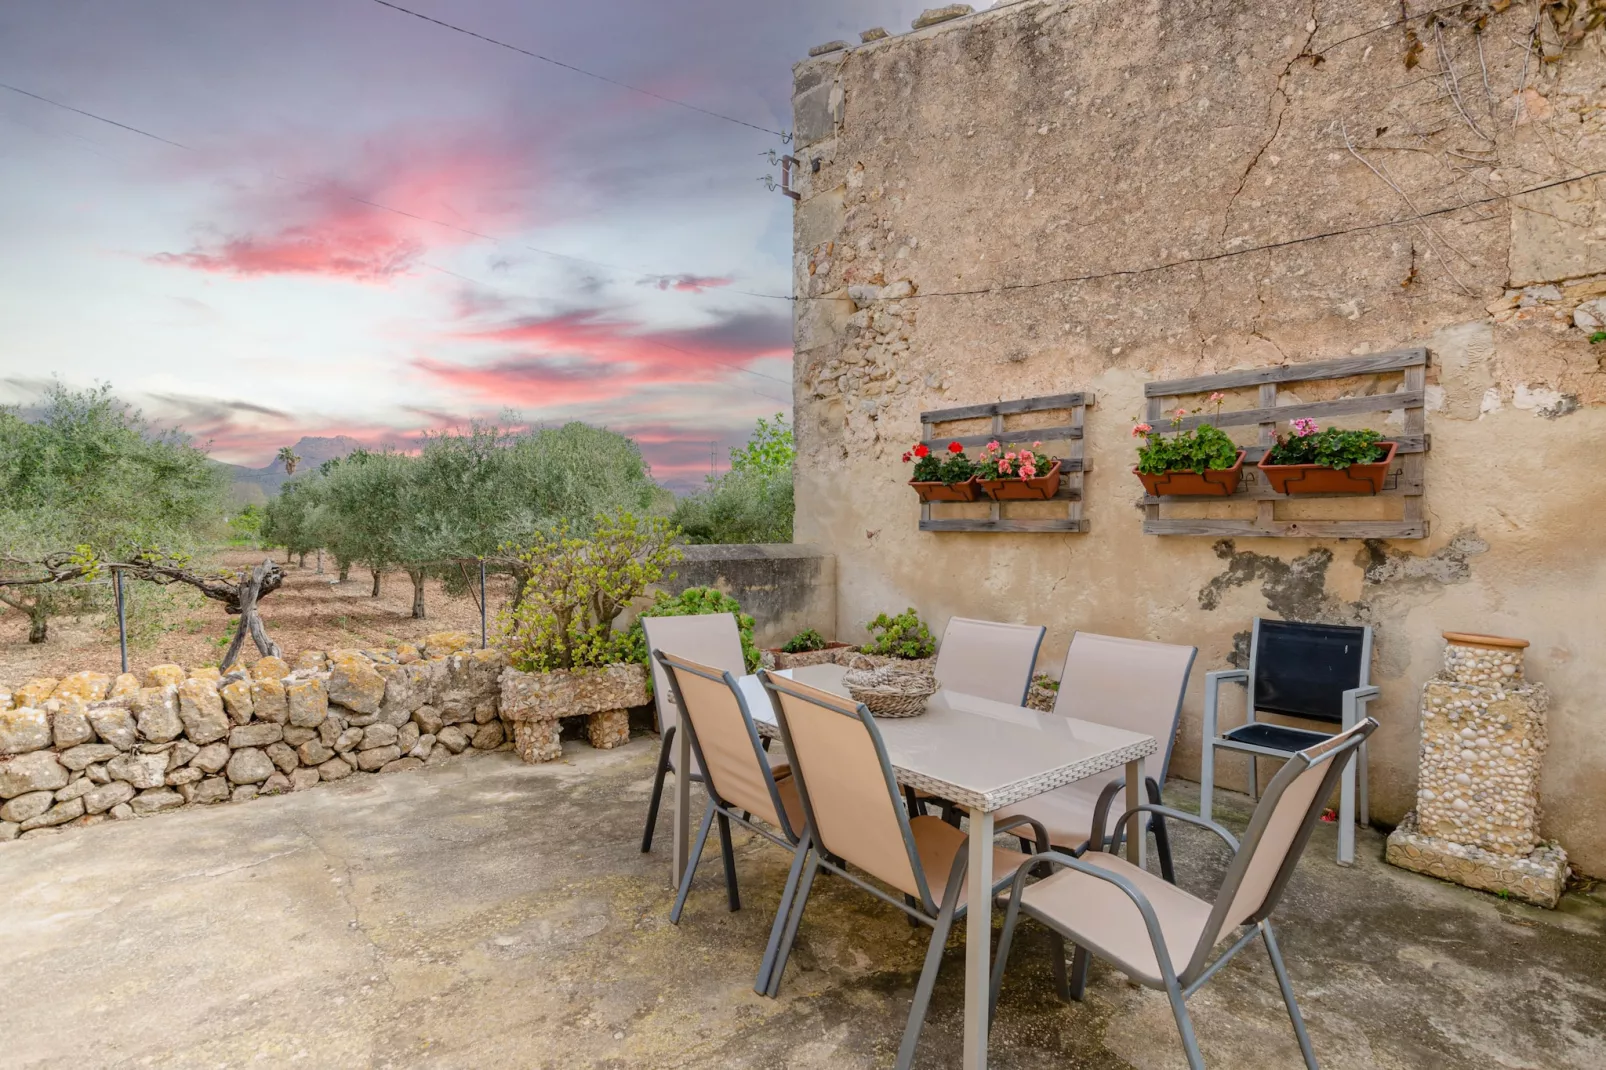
[991,720,1378,1070]
[1200,618,1378,864]
[758,669,1048,1070]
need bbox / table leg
[1125,757,1147,870]
[671,719,693,888]
[963,807,994,1070]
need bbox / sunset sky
[0,0,926,484]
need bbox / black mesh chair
[1199,619,1377,864]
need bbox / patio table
[668,663,1158,1070]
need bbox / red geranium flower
[947,441,964,454]
[913,444,930,458]
[902,452,912,463]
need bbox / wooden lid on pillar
[1442,632,1529,650]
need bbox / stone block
[145,664,185,688]
[0,752,69,798]
[87,705,139,751]
[499,665,648,723]
[109,673,141,699]
[412,706,443,736]
[409,734,435,761]
[286,679,328,728]
[266,742,299,775]
[110,803,135,820]
[165,767,202,787]
[290,767,321,791]
[859,27,888,42]
[224,746,272,784]
[511,721,560,763]
[84,780,136,814]
[328,656,385,715]
[229,723,283,749]
[60,743,119,771]
[380,757,423,774]
[1,790,56,824]
[335,727,364,754]
[294,651,328,673]
[0,821,16,841]
[360,723,398,750]
[219,678,255,725]
[250,656,290,681]
[132,686,183,743]
[21,797,84,830]
[167,740,200,771]
[251,677,289,724]
[808,39,849,56]
[437,726,470,754]
[189,742,230,774]
[0,707,51,754]
[177,679,229,745]
[423,631,473,659]
[318,757,353,781]
[356,745,401,772]
[55,778,94,802]
[471,721,505,750]
[397,722,420,753]
[51,705,94,749]
[282,726,317,747]
[186,777,230,804]
[106,752,168,790]
[259,772,292,795]
[586,709,631,750]
[912,4,972,30]
[14,678,57,708]
[85,763,111,784]
[231,784,258,804]
[53,671,111,702]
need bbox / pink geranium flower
[1132,423,1152,436]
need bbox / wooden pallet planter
[917,392,1093,533]
[1141,348,1429,539]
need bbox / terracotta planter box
[1258,441,1397,495]
[1134,451,1246,497]
[910,476,980,502]
[765,642,854,670]
[979,461,1062,501]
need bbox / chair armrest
[1110,804,1240,853]
[996,814,1050,855]
[1088,775,1169,854]
[1345,685,1380,702]
[1206,668,1249,684]
[1001,849,1181,980]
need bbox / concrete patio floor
[1,737,1602,1069]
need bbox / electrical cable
[367,0,789,141]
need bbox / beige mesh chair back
[1052,632,1197,782]
[989,718,1379,1070]
[639,613,747,853]
[934,616,1046,705]
[764,673,928,903]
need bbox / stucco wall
[789,1,1606,872]
[667,545,838,648]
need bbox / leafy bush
[498,512,682,672]
[861,609,936,660]
[1134,394,1241,475]
[619,586,760,678]
[1263,420,1386,468]
[671,468,794,544]
[781,628,827,653]
[226,505,264,545]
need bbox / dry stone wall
[0,632,510,843]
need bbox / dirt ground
[0,547,519,686]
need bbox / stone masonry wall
[0,632,509,844]
[791,2,1606,872]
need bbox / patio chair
[655,651,811,993]
[990,719,1379,1070]
[758,669,1049,1070]
[639,613,748,854]
[996,632,1197,884]
[1199,619,1378,865]
[933,616,1046,705]
[913,616,1047,822]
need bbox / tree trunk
[409,569,426,620]
[339,562,350,582]
[371,570,382,597]
[220,560,281,670]
[298,551,306,567]
[315,549,324,575]
[27,604,47,644]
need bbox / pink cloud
[151,136,538,283]
[638,274,733,293]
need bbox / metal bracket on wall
[917,392,1094,533]
[1140,348,1430,539]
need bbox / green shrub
[618,587,760,692]
[670,468,793,544]
[781,628,827,653]
[497,512,682,672]
[861,609,936,660]
[1264,420,1386,468]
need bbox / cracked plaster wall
[789,0,1606,873]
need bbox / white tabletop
[738,664,1157,814]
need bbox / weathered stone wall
[0,632,509,843]
[666,545,838,647]
[791,2,1606,871]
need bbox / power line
[367,0,789,141]
[1,81,789,296]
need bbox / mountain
[220,435,365,503]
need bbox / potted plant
[905,441,980,502]
[975,440,1063,500]
[1257,419,1397,495]
[854,608,938,670]
[766,627,853,670]
[1133,394,1245,496]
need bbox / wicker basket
[842,655,937,718]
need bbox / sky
[0,0,929,487]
